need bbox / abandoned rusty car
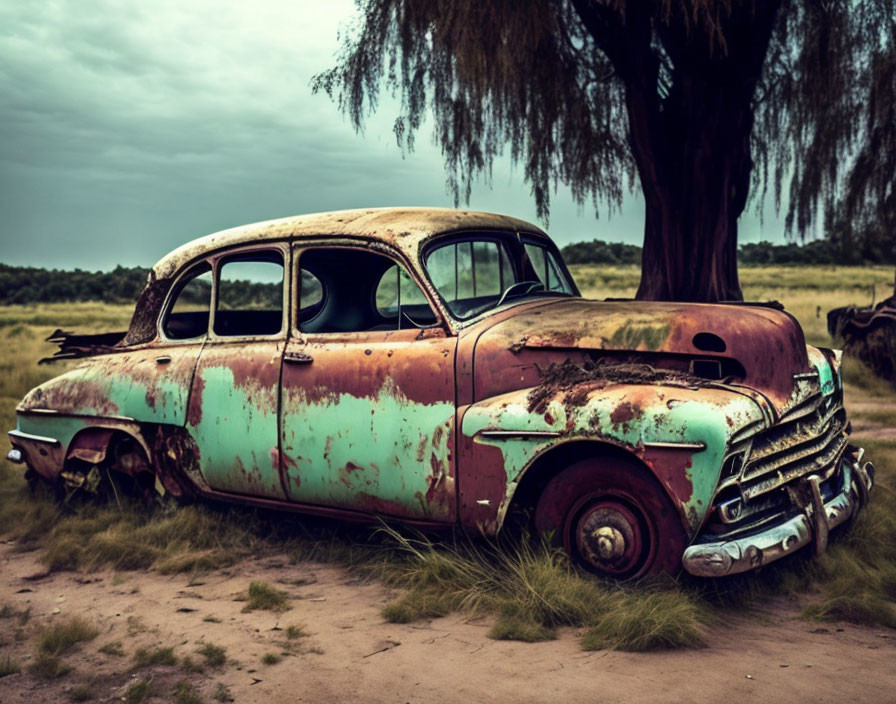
[8,208,875,579]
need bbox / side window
[375,264,437,327]
[523,243,573,293]
[426,240,513,318]
[214,252,284,337]
[297,248,437,333]
[163,263,212,340]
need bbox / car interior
[298,248,438,333]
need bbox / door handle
[284,351,314,364]
[155,355,172,365]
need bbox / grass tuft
[156,548,235,575]
[173,680,203,704]
[803,594,896,628]
[196,642,227,669]
[375,527,708,649]
[489,611,556,642]
[98,641,124,656]
[29,653,72,679]
[37,617,99,656]
[284,624,308,640]
[382,592,451,623]
[68,684,96,701]
[242,582,290,612]
[180,656,202,673]
[261,652,282,665]
[124,680,154,704]
[580,591,707,651]
[133,645,178,668]
[213,683,234,702]
[0,652,21,678]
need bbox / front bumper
[682,449,874,577]
[7,428,64,480]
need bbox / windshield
[423,234,576,320]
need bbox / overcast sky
[0,0,789,271]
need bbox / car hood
[468,297,812,414]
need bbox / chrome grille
[739,390,848,502]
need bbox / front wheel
[534,459,687,579]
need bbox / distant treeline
[2,236,894,304]
[0,264,279,306]
[560,238,896,266]
[0,264,152,304]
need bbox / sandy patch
[0,543,893,704]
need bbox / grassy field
[1,267,895,654]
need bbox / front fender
[458,382,765,536]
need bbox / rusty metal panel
[18,344,204,425]
[472,298,811,412]
[150,208,541,282]
[460,381,766,536]
[280,329,457,521]
[185,340,286,499]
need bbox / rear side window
[214,252,284,337]
[163,263,212,340]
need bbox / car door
[185,246,289,499]
[279,243,458,521]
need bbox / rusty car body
[8,208,875,578]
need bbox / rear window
[163,263,212,340]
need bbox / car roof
[152,207,546,278]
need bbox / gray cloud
[0,0,787,271]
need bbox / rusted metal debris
[8,207,874,580]
[41,329,127,363]
[828,289,896,387]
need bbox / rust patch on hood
[527,360,701,414]
[476,298,811,413]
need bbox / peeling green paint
[19,348,201,425]
[281,381,454,519]
[16,413,89,451]
[187,364,284,499]
[462,383,765,535]
[808,347,835,396]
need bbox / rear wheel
[534,459,687,579]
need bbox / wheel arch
[65,424,153,471]
[500,438,687,535]
[64,422,198,499]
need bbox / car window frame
[420,229,580,326]
[157,242,291,344]
[291,240,450,341]
[158,260,215,343]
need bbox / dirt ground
[1,542,894,704]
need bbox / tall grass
[374,527,707,650]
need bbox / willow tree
[314,1,894,301]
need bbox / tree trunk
[571,1,782,302]
[633,81,754,302]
